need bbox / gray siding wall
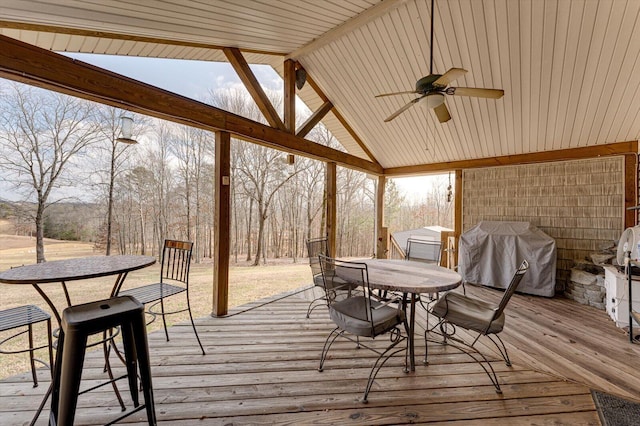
[462,157,625,291]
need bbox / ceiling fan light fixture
[422,93,445,109]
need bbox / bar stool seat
[50,295,156,426]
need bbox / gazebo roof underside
[2,0,640,174]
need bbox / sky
[1,53,444,202]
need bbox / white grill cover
[459,221,556,297]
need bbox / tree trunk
[35,202,46,263]
[105,142,116,255]
[246,198,253,261]
[253,208,266,266]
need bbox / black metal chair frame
[119,239,205,355]
[0,304,53,388]
[404,238,459,305]
[405,238,443,264]
[424,259,529,393]
[305,237,330,318]
[317,254,408,403]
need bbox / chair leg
[186,296,205,355]
[159,297,170,342]
[486,334,512,366]
[362,332,407,403]
[131,309,157,426]
[425,324,503,393]
[120,322,140,407]
[318,327,342,372]
[305,296,325,318]
[55,330,89,426]
[27,324,38,387]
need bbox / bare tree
[91,106,146,255]
[0,83,99,262]
[234,140,301,265]
[169,124,214,262]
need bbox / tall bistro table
[0,255,156,424]
[359,259,462,371]
[0,255,156,324]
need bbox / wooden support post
[625,153,638,228]
[213,131,231,317]
[375,175,387,258]
[454,169,463,268]
[283,59,296,134]
[326,162,337,257]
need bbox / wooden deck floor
[2,284,639,425]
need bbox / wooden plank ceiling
[1,0,640,172]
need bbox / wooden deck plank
[2,285,630,425]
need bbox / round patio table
[359,259,462,371]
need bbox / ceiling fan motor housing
[415,74,444,93]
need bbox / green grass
[0,235,312,379]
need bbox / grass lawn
[0,234,312,379]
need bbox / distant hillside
[0,201,100,242]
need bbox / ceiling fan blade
[433,102,451,123]
[383,97,424,122]
[449,87,504,99]
[375,90,420,98]
[433,68,467,87]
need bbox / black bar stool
[50,295,156,426]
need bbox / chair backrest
[405,238,442,264]
[306,237,329,278]
[318,255,373,321]
[493,259,529,319]
[160,239,193,285]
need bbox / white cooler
[603,265,640,328]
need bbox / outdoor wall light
[116,115,138,144]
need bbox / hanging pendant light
[115,115,138,144]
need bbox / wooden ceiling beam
[384,141,639,176]
[305,73,380,165]
[0,21,284,57]
[223,47,286,131]
[0,35,381,174]
[287,0,410,61]
[297,101,333,138]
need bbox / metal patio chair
[405,238,443,264]
[317,254,408,402]
[305,237,330,318]
[119,239,205,355]
[425,259,529,393]
[0,304,53,387]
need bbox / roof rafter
[287,0,410,61]
[0,34,381,175]
[297,101,333,138]
[304,72,379,164]
[224,47,286,131]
